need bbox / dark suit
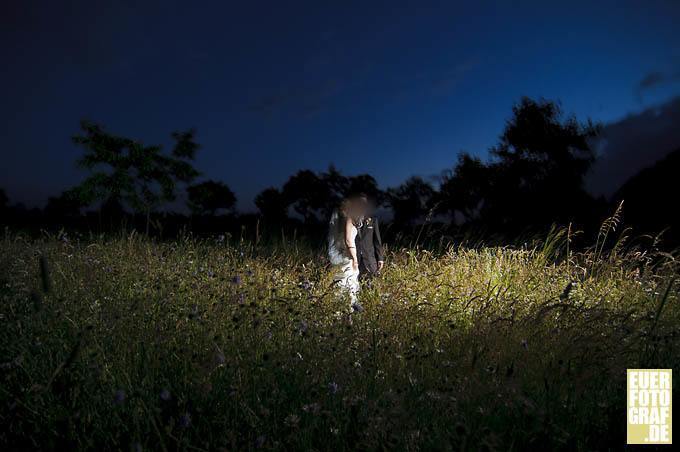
[355,216,384,276]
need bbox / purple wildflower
[159,389,171,401]
[113,389,126,405]
[215,350,226,365]
[255,435,266,448]
[300,280,313,291]
[302,403,321,414]
[178,412,192,429]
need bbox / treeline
[1,97,677,245]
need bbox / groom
[355,194,384,279]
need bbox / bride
[328,195,367,312]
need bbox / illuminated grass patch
[1,230,678,450]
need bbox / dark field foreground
[1,227,678,451]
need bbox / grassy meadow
[1,220,679,450]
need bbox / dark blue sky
[2,0,680,210]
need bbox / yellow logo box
[627,369,672,444]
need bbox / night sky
[2,0,680,211]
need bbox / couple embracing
[328,193,384,312]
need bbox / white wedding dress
[328,210,360,307]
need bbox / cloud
[586,96,680,197]
[638,72,666,89]
[635,69,680,99]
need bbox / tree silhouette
[7,97,613,238]
[70,121,200,234]
[436,97,601,231]
[615,147,680,242]
[347,174,384,205]
[255,187,287,223]
[485,97,600,229]
[320,167,384,213]
[438,153,489,223]
[387,176,436,226]
[45,189,84,218]
[281,170,334,223]
[321,166,348,212]
[278,167,385,223]
[187,180,236,215]
[0,188,8,212]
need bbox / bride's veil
[327,209,347,265]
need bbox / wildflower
[328,381,339,394]
[302,403,321,414]
[160,389,171,401]
[232,275,242,285]
[300,279,312,291]
[284,414,300,428]
[255,435,266,448]
[113,389,126,405]
[426,390,442,400]
[214,350,226,366]
[298,320,308,335]
[178,412,192,429]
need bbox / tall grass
[0,224,678,450]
